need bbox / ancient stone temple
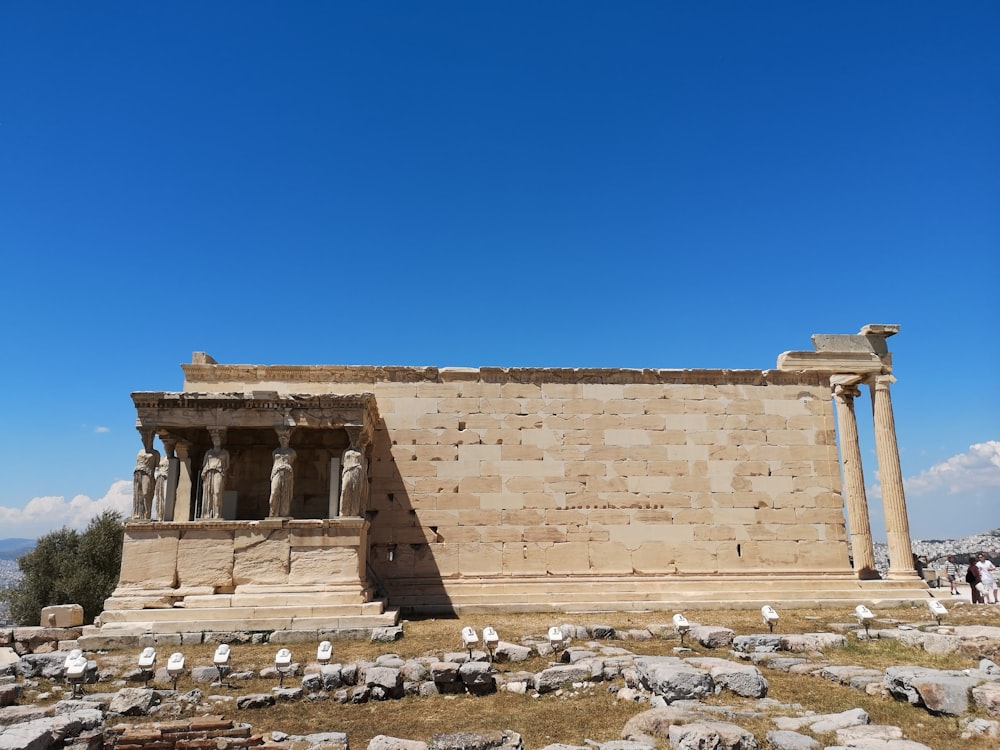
[97,325,928,636]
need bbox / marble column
[871,375,917,579]
[832,378,878,579]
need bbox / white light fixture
[316,640,333,665]
[482,626,499,662]
[166,652,185,690]
[138,647,157,686]
[672,613,691,645]
[854,604,875,638]
[213,643,232,686]
[275,648,293,687]
[761,605,779,633]
[547,626,565,653]
[64,651,89,697]
[461,626,478,659]
[927,598,948,625]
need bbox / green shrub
[2,510,124,625]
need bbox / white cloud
[868,441,1000,539]
[0,481,132,539]
[93,426,110,434]
[903,441,1000,496]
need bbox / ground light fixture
[275,648,293,687]
[461,626,478,659]
[64,650,88,697]
[213,644,232,687]
[547,626,565,654]
[137,647,157,686]
[317,640,333,665]
[854,605,876,637]
[927,598,948,625]
[166,652,185,690]
[482,627,499,662]
[672,613,691,645]
[761,605,779,633]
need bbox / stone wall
[180,365,851,608]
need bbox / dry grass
[35,604,999,749]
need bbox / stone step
[100,603,394,625]
[382,576,930,613]
[96,610,399,633]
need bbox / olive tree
[3,510,124,625]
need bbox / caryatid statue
[340,430,369,517]
[154,454,170,520]
[268,427,296,517]
[132,430,160,520]
[200,428,229,519]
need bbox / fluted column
[871,374,916,578]
[832,378,878,579]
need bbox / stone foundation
[101,518,396,634]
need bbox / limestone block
[524,526,566,543]
[434,526,481,543]
[176,529,234,588]
[232,529,290,586]
[604,429,652,447]
[379,543,458,579]
[457,543,502,575]
[587,542,634,574]
[611,524,692,547]
[434,493,483,510]
[289,547,360,585]
[480,526,525,543]
[415,510,459,527]
[479,493,524,511]
[631,543,681,575]
[544,542,590,575]
[458,476,501,494]
[457,509,502,526]
[39,605,84,628]
[496,444,542,462]
[117,531,179,589]
[502,543,548,575]
[754,541,803,567]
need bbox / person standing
[977,553,998,604]
[967,556,984,604]
[944,555,960,595]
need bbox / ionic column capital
[874,373,897,391]
[833,383,862,401]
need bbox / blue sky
[1,2,997,540]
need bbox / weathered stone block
[117,531,179,588]
[176,529,234,588]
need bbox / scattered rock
[108,687,161,716]
[633,657,713,703]
[235,693,275,709]
[972,681,1000,717]
[534,665,593,695]
[689,626,735,649]
[764,729,820,750]
[430,730,524,750]
[666,720,758,749]
[369,735,430,750]
[884,666,979,715]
